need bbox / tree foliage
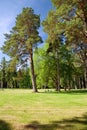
[42,0,87,89]
[1,2,87,90]
[1,8,42,92]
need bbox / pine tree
[1,8,42,92]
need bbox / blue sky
[0,0,52,61]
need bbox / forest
[0,0,87,92]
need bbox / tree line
[0,0,87,92]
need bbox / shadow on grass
[40,89,87,95]
[62,89,87,95]
[24,113,87,130]
[0,120,12,130]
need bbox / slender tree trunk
[76,77,80,89]
[29,49,37,92]
[83,3,87,88]
[83,74,86,88]
[80,77,83,89]
[85,66,87,88]
[68,79,71,91]
[56,50,60,92]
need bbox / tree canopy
[0,1,87,91]
[1,7,42,92]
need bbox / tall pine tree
[1,8,42,92]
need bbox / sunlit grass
[0,89,87,130]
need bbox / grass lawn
[0,89,87,130]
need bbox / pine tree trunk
[81,0,87,88]
[56,50,60,92]
[83,74,86,88]
[85,66,87,88]
[29,50,37,92]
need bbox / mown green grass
[0,89,87,130]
